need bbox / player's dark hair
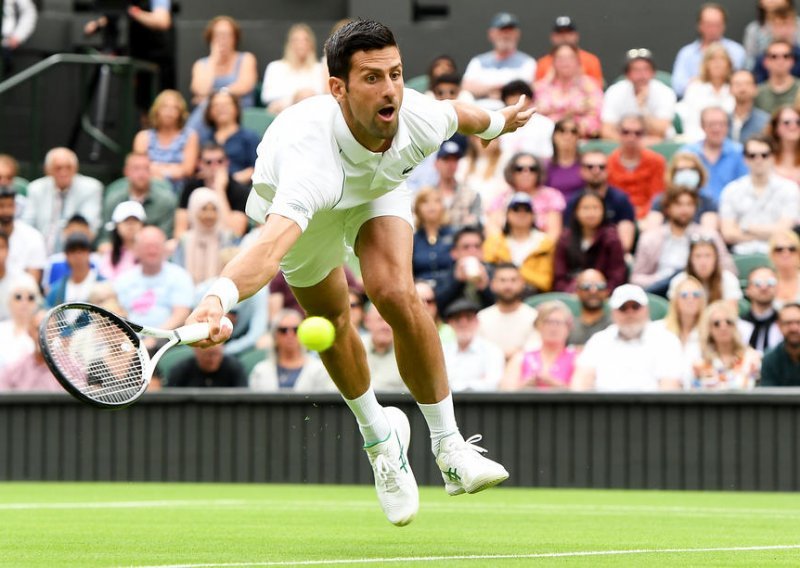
[324,19,398,82]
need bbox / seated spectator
[260,23,324,114]
[498,80,554,161]
[415,280,455,346]
[753,7,800,83]
[0,0,37,77]
[362,304,404,392]
[567,269,612,346]
[0,272,40,372]
[668,236,742,308]
[545,118,584,201]
[41,214,100,293]
[0,184,46,283]
[132,90,199,194]
[677,43,736,143]
[744,2,800,68]
[768,105,800,183]
[563,151,636,253]
[98,201,146,281]
[250,309,332,392]
[100,153,177,243]
[691,300,761,389]
[729,70,771,144]
[680,106,748,202]
[0,310,60,392]
[742,266,784,353]
[555,191,626,292]
[461,12,536,108]
[442,299,505,391]
[0,232,19,321]
[435,226,494,313]
[601,48,677,144]
[23,147,102,252]
[477,263,539,361]
[424,56,475,102]
[457,136,507,207]
[171,187,237,286]
[87,281,127,317]
[607,114,666,219]
[501,300,577,390]
[759,302,800,386]
[534,16,603,86]
[0,154,24,217]
[483,193,555,293]
[633,185,733,296]
[166,344,247,388]
[221,287,268,357]
[653,275,707,384]
[719,135,799,254]
[432,141,481,229]
[349,287,368,340]
[755,40,800,113]
[671,4,746,98]
[45,233,102,307]
[411,188,455,296]
[534,43,603,138]
[769,229,800,306]
[177,142,250,240]
[572,284,684,391]
[201,90,260,185]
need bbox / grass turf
[1,483,799,567]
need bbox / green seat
[104,176,172,196]
[646,293,669,320]
[650,141,682,161]
[12,176,29,196]
[241,108,277,137]
[738,297,752,318]
[237,348,268,377]
[405,74,429,93]
[156,344,194,384]
[733,253,773,289]
[580,139,619,155]
[524,292,581,318]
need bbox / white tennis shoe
[364,406,419,526]
[436,433,509,496]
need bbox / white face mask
[673,168,701,190]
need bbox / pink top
[534,75,603,137]
[519,346,578,388]
[98,249,138,281]
[0,355,62,392]
[489,186,566,232]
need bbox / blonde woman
[769,229,800,307]
[0,273,41,372]
[411,188,454,295]
[692,300,761,390]
[456,136,507,207]
[678,43,735,142]
[654,276,706,384]
[261,23,324,113]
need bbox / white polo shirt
[601,79,677,125]
[247,89,458,231]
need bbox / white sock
[418,392,459,455]
[344,388,391,447]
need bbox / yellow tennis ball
[297,316,336,352]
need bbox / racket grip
[175,317,234,345]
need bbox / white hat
[608,284,649,310]
[111,201,146,224]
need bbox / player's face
[332,46,404,153]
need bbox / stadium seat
[646,293,669,320]
[155,344,193,383]
[580,139,618,155]
[242,108,277,137]
[738,297,752,318]
[650,141,682,161]
[238,347,267,377]
[104,176,173,196]
[733,253,773,289]
[405,74,429,93]
[12,176,29,196]
[523,292,581,317]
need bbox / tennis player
[189,19,534,526]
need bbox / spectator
[0,184,46,283]
[457,136,506,207]
[755,40,800,113]
[98,201,145,281]
[692,300,761,389]
[132,90,199,193]
[88,281,127,317]
[361,304,404,392]
[23,147,103,253]
[249,309,332,392]
[461,12,536,107]
[40,214,100,293]
[607,114,666,219]
[753,7,800,82]
[429,71,474,103]
[497,80,554,162]
[415,280,455,346]
[729,70,771,143]
[671,3,746,98]
[601,48,677,144]
[442,298,505,392]
[0,310,60,392]
[1,0,36,77]
[668,236,743,308]
[534,16,603,86]
[425,55,457,94]
[167,344,248,388]
[261,23,324,114]
[217,278,268,358]
[0,272,40,372]
[482,192,555,293]
[742,266,784,353]
[567,269,612,346]
[101,153,177,242]
[743,1,800,69]
[477,263,539,361]
[633,185,733,296]
[719,135,799,254]
[677,43,736,143]
[202,90,260,185]
[411,188,455,296]
[45,233,102,307]
[759,302,800,386]
[545,118,584,201]
[654,275,707,384]
[348,287,368,340]
[435,226,494,313]
[502,300,576,390]
[534,43,603,138]
[0,154,18,189]
[0,232,18,321]
[572,284,684,391]
[680,106,748,202]
[432,141,481,229]
[767,105,800,182]
[769,229,800,306]
[563,151,636,253]
[554,191,626,292]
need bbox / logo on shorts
[288,202,309,216]
[402,165,414,175]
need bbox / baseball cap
[443,298,481,319]
[490,12,519,29]
[553,16,576,32]
[608,284,649,310]
[111,200,146,224]
[64,232,92,252]
[507,192,533,209]
[437,140,464,159]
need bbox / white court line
[0,499,249,510]
[128,544,800,568]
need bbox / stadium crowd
[1,2,800,392]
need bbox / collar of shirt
[333,109,411,164]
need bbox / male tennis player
[188,19,533,526]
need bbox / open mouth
[377,106,396,121]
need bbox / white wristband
[204,277,239,314]
[476,110,505,140]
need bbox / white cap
[608,284,649,310]
[111,201,146,224]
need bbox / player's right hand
[185,296,232,348]
[499,94,536,135]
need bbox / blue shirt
[729,107,770,144]
[563,186,636,228]
[202,128,260,176]
[412,226,455,294]
[671,39,747,97]
[114,262,195,328]
[680,139,748,202]
[753,44,800,84]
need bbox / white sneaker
[364,407,419,526]
[436,433,509,496]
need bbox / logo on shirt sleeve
[402,165,415,175]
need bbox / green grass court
[2,483,799,567]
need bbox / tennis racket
[39,302,232,409]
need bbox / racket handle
[175,317,234,345]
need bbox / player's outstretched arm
[450,95,535,140]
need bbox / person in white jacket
[2,0,37,75]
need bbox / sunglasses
[626,48,653,60]
[542,318,569,327]
[277,326,299,334]
[509,205,533,213]
[712,319,735,328]
[767,52,794,59]
[773,245,798,254]
[621,129,644,137]
[203,157,226,165]
[13,293,36,302]
[690,234,716,244]
[582,163,607,171]
[577,282,608,291]
[678,290,704,299]
[513,165,539,173]
[618,303,642,312]
[751,277,777,288]
[745,151,771,160]
[556,127,579,135]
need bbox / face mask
[673,168,701,190]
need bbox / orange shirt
[607,148,666,219]
[535,49,604,86]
